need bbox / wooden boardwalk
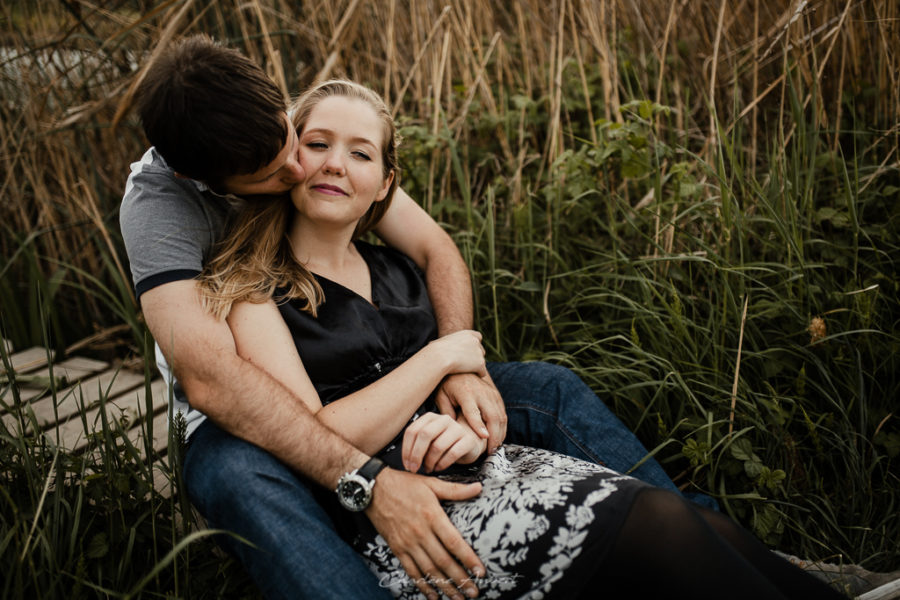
[1,339,173,495]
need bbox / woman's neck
[289,214,359,275]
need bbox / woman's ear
[374,169,396,202]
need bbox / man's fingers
[485,411,506,453]
[417,483,485,597]
[435,389,456,416]
[479,389,507,452]
[396,553,439,600]
[460,403,489,439]
[425,480,486,579]
[399,509,482,600]
[426,477,482,502]
[479,372,508,449]
[411,543,474,600]
[367,471,483,598]
[408,548,462,600]
[427,495,486,580]
[474,361,488,377]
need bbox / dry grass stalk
[3,0,897,335]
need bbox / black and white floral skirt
[357,444,650,599]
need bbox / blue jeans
[183,360,702,599]
[488,361,679,491]
[184,420,391,600]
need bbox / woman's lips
[311,183,347,196]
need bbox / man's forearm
[422,236,474,335]
[181,351,367,489]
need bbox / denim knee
[490,360,588,414]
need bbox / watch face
[337,474,372,511]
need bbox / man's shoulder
[119,148,232,237]
[118,149,228,298]
[122,148,206,210]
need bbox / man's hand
[435,372,507,453]
[366,469,485,600]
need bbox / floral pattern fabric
[359,445,648,599]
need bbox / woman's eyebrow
[302,127,377,148]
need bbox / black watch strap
[358,457,387,481]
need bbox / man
[120,35,697,600]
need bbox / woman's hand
[426,329,487,377]
[402,412,487,473]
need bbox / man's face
[220,113,305,196]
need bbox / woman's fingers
[403,413,477,472]
[431,437,472,472]
[403,413,445,471]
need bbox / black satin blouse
[276,241,440,463]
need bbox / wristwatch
[336,457,388,512]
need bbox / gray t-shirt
[119,147,235,438]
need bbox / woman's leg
[693,504,849,599]
[594,488,848,599]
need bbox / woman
[200,80,846,600]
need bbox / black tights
[588,488,848,599]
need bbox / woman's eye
[306,141,327,149]
[352,151,371,160]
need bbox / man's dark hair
[137,34,287,187]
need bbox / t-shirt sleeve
[119,153,218,301]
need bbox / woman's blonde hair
[199,79,400,320]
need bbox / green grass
[418,71,900,566]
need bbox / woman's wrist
[423,338,454,379]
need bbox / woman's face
[290,95,394,229]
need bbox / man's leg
[183,420,392,600]
[487,361,710,501]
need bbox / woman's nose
[322,152,346,175]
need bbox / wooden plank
[1,347,66,410]
[7,369,146,433]
[5,346,55,373]
[4,347,177,499]
[2,383,53,405]
[54,378,169,453]
[2,356,112,407]
[123,397,171,456]
[28,356,109,382]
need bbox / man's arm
[140,280,484,599]
[375,189,508,449]
[226,298,486,456]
